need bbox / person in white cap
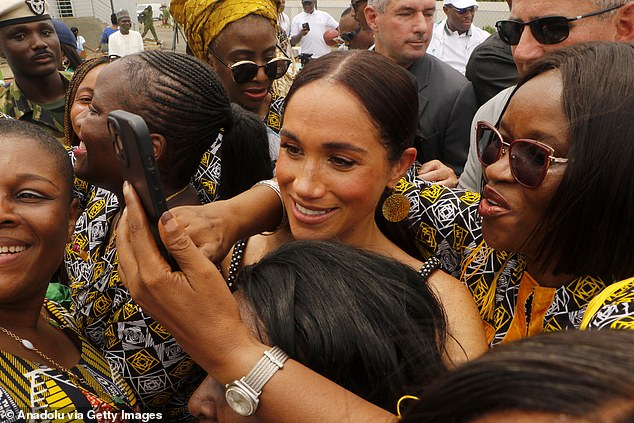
[0,0,70,142]
[108,9,144,57]
[428,0,489,75]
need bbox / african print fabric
[66,180,204,421]
[0,301,138,423]
[398,168,608,346]
[0,71,71,143]
[581,277,634,330]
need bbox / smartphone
[302,22,310,31]
[107,109,178,269]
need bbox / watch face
[226,386,255,417]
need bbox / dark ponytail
[218,103,273,199]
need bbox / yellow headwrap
[170,0,278,61]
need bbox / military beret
[0,0,50,29]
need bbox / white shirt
[279,12,291,37]
[108,30,144,57]
[427,19,489,75]
[76,35,86,52]
[291,10,338,59]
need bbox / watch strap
[243,346,289,394]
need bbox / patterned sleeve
[583,277,634,330]
[397,165,483,277]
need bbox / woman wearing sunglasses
[392,41,634,346]
[171,0,291,161]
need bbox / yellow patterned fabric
[581,277,634,330]
[0,301,138,422]
[170,0,277,60]
[396,166,608,347]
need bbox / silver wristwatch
[225,346,289,416]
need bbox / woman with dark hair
[0,119,139,419]
[401,329,634,423]
[391,41,634,346]
[66,50,273,418]
[204,49,485,361]
[189,240,449,420]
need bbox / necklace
[0,304,127,406]
[165,184,190,202]
[0,306,73,375]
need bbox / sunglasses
[340,28,360,43]
[450,5,476,14]
[209,48,292,84]
[476,121,568,188]
[496,3,625,45]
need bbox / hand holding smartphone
[302,22,310,31]
[107,109,179,269]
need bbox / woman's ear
[387,147,417,189]
[150,133,167,162]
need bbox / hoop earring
[382,191,410,222]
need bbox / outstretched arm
[117,182,396,423]
[170,182,284,263]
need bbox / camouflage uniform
[0,71,72,143]
[141,5,160,43]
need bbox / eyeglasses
[209,47,292,84]
[450,5,476,14]
[476,121,568,188]
[496,3,625,45]
[340,28,360,43]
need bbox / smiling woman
[171,0,291,160]
[0,119,139,420]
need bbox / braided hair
[117,50,273,197]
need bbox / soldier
[141,4,161,45]
[0,0,70,142]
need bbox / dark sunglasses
[340,28,360,43]
[496,3,625,45]
[476,121,568,188]
[209,47,292,84]
[450,5,476,14]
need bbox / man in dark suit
[365,0,477,178]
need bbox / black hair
[110,13,118,25]
[64,56,112,146]
[515,42,634,281]
[236,240,448,412]
[402,330,634,423]
[70,26,78,36]
[116,51,273,198]
[0,119,74,201]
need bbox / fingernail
[123,180,130,195]
[161,211,177,231]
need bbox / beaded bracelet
[253,179,287,235]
